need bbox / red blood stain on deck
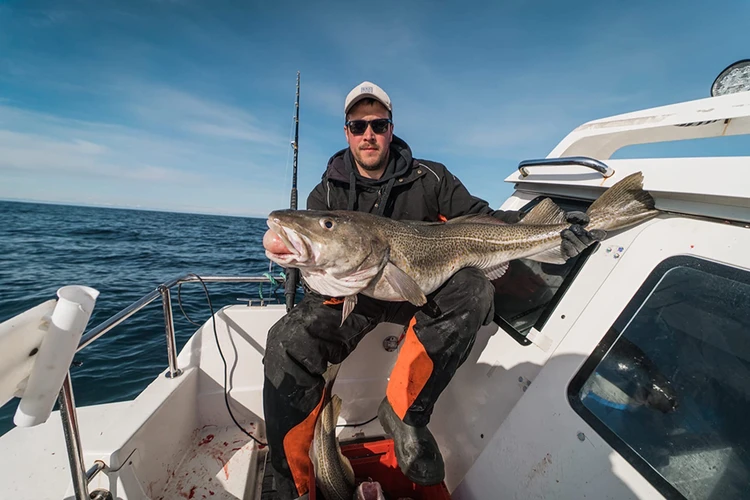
[206,447,230,480]
[198,434,215,446]
[223,442,229,446]
[258,443,267,449]
[210,449,224,463]
[178,484,196,499]
[231,447,242,452]
[209,491,215,496]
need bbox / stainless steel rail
[78,274,284,366]
[59,374,89,499]
[518,156,615,178]
[59,273,285,499]
[159,286,181,378]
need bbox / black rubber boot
[377,397,445,486]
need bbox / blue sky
[1,0,748,217]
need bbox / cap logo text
[361,86,373,93]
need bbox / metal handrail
[518,156,615,178]
[60,273,286,499]
[78,275,285,377]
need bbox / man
[262,81,598,499]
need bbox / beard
[353,144,390,171]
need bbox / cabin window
[568,255,750,500]
[492,195,594,342]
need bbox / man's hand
[560,211,606,260]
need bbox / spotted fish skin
[309,364,355,500]
[267,172,658,324]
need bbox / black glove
[560,211,606,260]
[493,209,524,224]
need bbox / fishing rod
[284,71,301,312]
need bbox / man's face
[344,100,393,173]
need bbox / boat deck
[159,423,265,500]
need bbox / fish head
[355,480,386,500]
[265,209,390,287]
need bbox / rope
[258,269,287,301]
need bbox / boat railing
[517,156,615,178]
[61,273,286,500]
[78,274,286,378]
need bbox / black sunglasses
[345,118,392,135]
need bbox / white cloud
[122,84,290,147]
[0,129,203,183]
[0,90,294,215]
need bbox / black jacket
[307,135,521,224]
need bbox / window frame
[493,194,598,344]
[566,254,750,500]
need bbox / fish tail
[329,394,343,425]
[319,363,341,433]
[585,172,659,233]
[323,363,342,394]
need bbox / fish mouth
[265,219,313,266]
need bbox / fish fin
[341,449,356,487]
[526,247,568,265]
[585,172,658,231]
[308,415,321,469]
[444,214,507,225]
[484,262,510,280]
[340,295,357,326]
[520,198,567,225]
[320,362,342,421]
[330,393,343,421]
[383,262,427,306]
[323,363,342,389]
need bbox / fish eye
[320,219,334,230]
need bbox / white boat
[2,62,750,500]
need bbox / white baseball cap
[344,81,392,115]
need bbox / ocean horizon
[0,197,275,219]
[0,199,292,436]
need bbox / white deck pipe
[14,285,99,427]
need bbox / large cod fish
[264,172,658,324]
